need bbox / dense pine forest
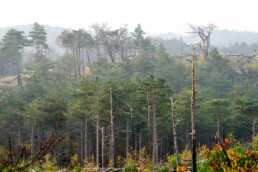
[0,22,257,171]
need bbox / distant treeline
[0,22,257,170]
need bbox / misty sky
[1,0,258,34]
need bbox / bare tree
[101,127,105,168]
[109,87,115,167]
[147,92,151,149]
[116,25,128,59]
[126,116,129,159]
[188,23,216,58]
[96,114,99,168]
[91,23,116,63]
[152,99,158,165]
[191,48,197,172]
[84,113,88,160]
[170,97,179,167]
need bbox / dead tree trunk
[170,97,179,167]
[147,92,151,150]
[221,118,225,144]
[152,100,158,165]
[126,117,129,159]
[217,112,220,141]
[101,127,105,169]
[85,114,88,160]
[191,48,197,172]
[106,43,115,63]
[81,121,83,163]
[253,118,256,139]
[31,126,34,161]
[110,87,115,167]
[130,106,135,150]
[96,114,99,168]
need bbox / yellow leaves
[85,66,90,75]
[181,146,192,166]
[198,145,210,158]
[70,154,78,168]
[83,155,95,168]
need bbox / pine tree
[0,29,29,87]
[29,22,49,54]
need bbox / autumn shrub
[70,154,83,172]
[117,155,126,168]
[123,163,138,172]
[138,147,152,170]
[167,154,178,169]
[158,166,169,172]
[180,146,192,167]
[83,155,96,169]
[203,138,258,171]
[41,153,59,171]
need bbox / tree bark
[85,114,88,160]
[30,125,35,169]
[106,43,115,63]
[126,117,129,159]
[217,112,220,141]
[221,118,225,144]
[101,127,105,168]
[96,114,99,168]
[81,121,83,163]
[191,48,197,172]
[171,97,179,167]
[130,106,135,150]
[152,100,158,165]
[147,92,151,149]
[252,117,256,139]
[110,87,115,167]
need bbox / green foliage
[0,23,257,171]
[158,166,169,172]
[41,154,59,171]
[167,155,178,169]
[123,164,138,172]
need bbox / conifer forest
[0,14,257,172]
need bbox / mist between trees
[0,22,257,171]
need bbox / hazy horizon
[1,0,258,34]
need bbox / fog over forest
[0,1,257,172]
